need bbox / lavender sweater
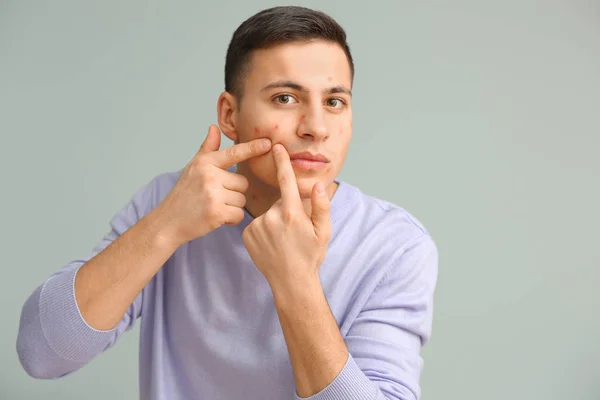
[16,167,438,400]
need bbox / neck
[236,163,338,219]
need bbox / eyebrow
[260,80,352,96]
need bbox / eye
[274,94,297,105]
[326,98,346,108]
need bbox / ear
[217,91,239,142]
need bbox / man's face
[228,40,353,199]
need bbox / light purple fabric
[17,167,438,400]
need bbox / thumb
[198,124,221,154]
[310,182,331,240]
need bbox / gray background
[1,0,599,399]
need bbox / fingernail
[261,139,271,150]
[273,144,281,154]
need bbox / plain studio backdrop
[1,1,599,399]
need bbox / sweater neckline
[229,165,354,228]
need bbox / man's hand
[242,143,332,292]
[157,124,272,247]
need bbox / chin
[296,177,327,199]
[246,159,333,198]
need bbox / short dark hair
[224,6,354,101]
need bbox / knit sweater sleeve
[295,233,439,400]
[16,179,155,379]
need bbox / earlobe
[217,92,239,142]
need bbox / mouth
[288,151,330,171]
[289,151,330,163]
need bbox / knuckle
[239,176,250,191]
[278,173,287,186]
[204,189,219,206]
[263,213,276,227]
[250,141,262,154]
[225,208,244,226]
[191,156,208,170]
[227,146,242,161]
[205,206,223,226]
[234,208,245,223]
[282,209,296,222]
[203,173,216,187]
[192,161,211,179]
[200,168,218,186]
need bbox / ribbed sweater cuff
[294,353,379,400]
[39,266,116,362]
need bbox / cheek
[250,122,285,140]
[333,120,352,141]
[263,123,293,144]
[247,154,279,187]
[332,123,352,161]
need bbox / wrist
[270,272,322,308]
[142,206,184,252]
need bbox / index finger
[209,138,272,169]
[272,143,302,209]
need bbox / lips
[289,151,330,163]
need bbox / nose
[296,106,329,141]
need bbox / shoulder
[149,169,183,203]
[336,180,433,245]
[115,169,183,222]
[342,180,439,268]
[330,182,438,332]
[334,181,438,285]
[137,169,183,209]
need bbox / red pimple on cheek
[328,76,332,81]
[274,124,279,129]
[254,127,260,134]
[251,194,258,201]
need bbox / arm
[274,233,438,400]
[16,179,178,379]
[17,132,271,378]
[241,145,439,399]
[74,202,178,331]
[17,130,272,379]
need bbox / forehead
[244,40,352,90]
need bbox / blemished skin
[217,39,353,219]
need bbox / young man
[17,6,438,400]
